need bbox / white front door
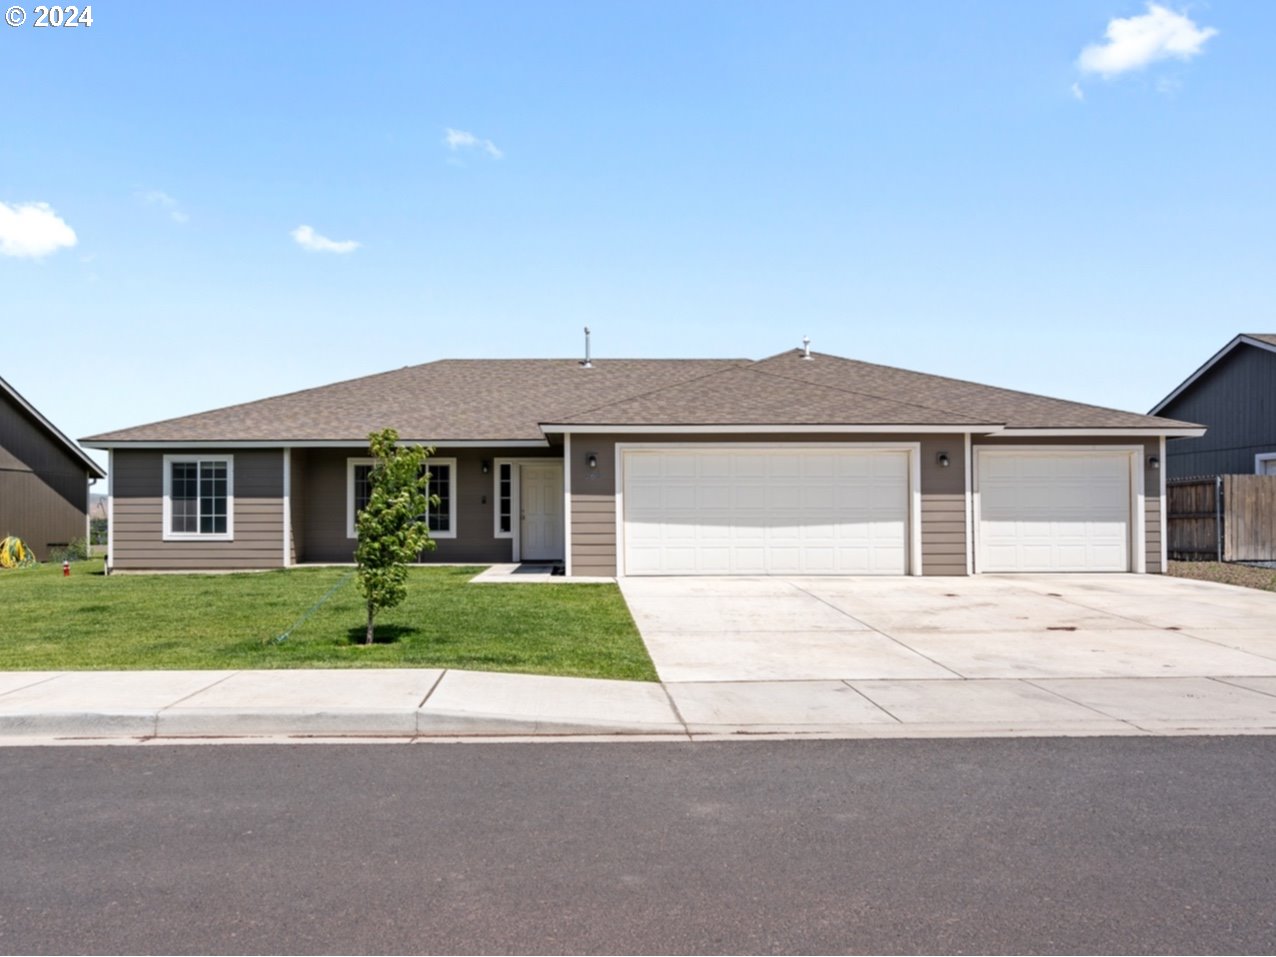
[520,464,564,561]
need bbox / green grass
[0,559,656,680]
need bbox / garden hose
[0,536,37,569]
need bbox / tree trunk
[365,601,375,645]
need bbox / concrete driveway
[620,574,1276,683]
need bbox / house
[1,375,107,560]
[1150,334,1276,478]
[81,346,1202,577]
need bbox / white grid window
[163,456,234,541]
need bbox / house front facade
[1150,333,1276,478]
[83,348,1203,577]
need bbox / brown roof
[84,350,1199,444]
[1246,333,1276,347]
[84,360,747,443]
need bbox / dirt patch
[1168,561,1276,593]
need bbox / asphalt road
[1,738,1274,955]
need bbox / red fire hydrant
[62,560,70,577]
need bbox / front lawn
[0,559,656,680]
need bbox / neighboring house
[1150,334,1276,478]
[81,347,1202,577]
[1,375,107,560]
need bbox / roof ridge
[549,359,755,421]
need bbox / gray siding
[112,449,284,570]
[1159,343,1276,477]
[0,392,94,560]
[569,433,970,577]
[973,435,1162,574]
[297,446,558,564]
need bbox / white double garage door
[619,446,1141,576]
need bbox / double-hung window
[163,455,233,541]
[347,456,457,539]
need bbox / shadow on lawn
[344,624,419,645]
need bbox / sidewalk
[3,668,1276,743]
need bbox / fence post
[1215,475,1223,562]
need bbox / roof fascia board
[0,376,106,477]
[82,439,552,450]
[998,428,1206,438]
[541,424,1005,434]
[1150,335,1276,414]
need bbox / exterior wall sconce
[481,460,490,474]
[1148,456,1160,470]
[936,452,951,468]
[586,453,598,470]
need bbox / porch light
[481,460,490,474]
[936,452,950,468]
[586,453,598,470]
[1148,456,1160,470]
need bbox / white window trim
[493,461,516,540]
[971,445,1145,574]
[346,456,458,540]
[613,442,923,578]
[1255,452,1276,475]
[346,457,375,540]
[162,454,235,542]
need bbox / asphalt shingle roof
[83,350,1199,443]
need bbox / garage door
[621,449,910,576]
[977,450,1132,572]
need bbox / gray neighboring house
[81,347,1202,577]
[1,375,107,560]
[1150,334,1276,478]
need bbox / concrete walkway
[4,667,1276,744]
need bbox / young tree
[354,428,438,645]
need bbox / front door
[520,464,564,561]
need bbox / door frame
[493,457,565,562]
[614,442,922,578]
[971,445,1145,574]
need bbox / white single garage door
[977,450,1133,572]
[621,448,910,576]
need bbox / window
[163,455,233,541]
[495,463,513,537]
[347,456,457,539]
[426,461,455,536]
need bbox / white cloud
[444,127,503,159]
[138,189,189,224]
[1077,3,1218,78]
[0,201,78,259]
[290,224,360,254]
[1071,82,1085,101]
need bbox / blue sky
[1,2,1268,475]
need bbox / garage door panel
[978,451,1132,573]
[622,449,910,576]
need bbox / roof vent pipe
[801,336,812,360]
[581,326,593,368]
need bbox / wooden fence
[1167,475,1276,562]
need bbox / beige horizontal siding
[112,449,285,570]
[570,433,971,577]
